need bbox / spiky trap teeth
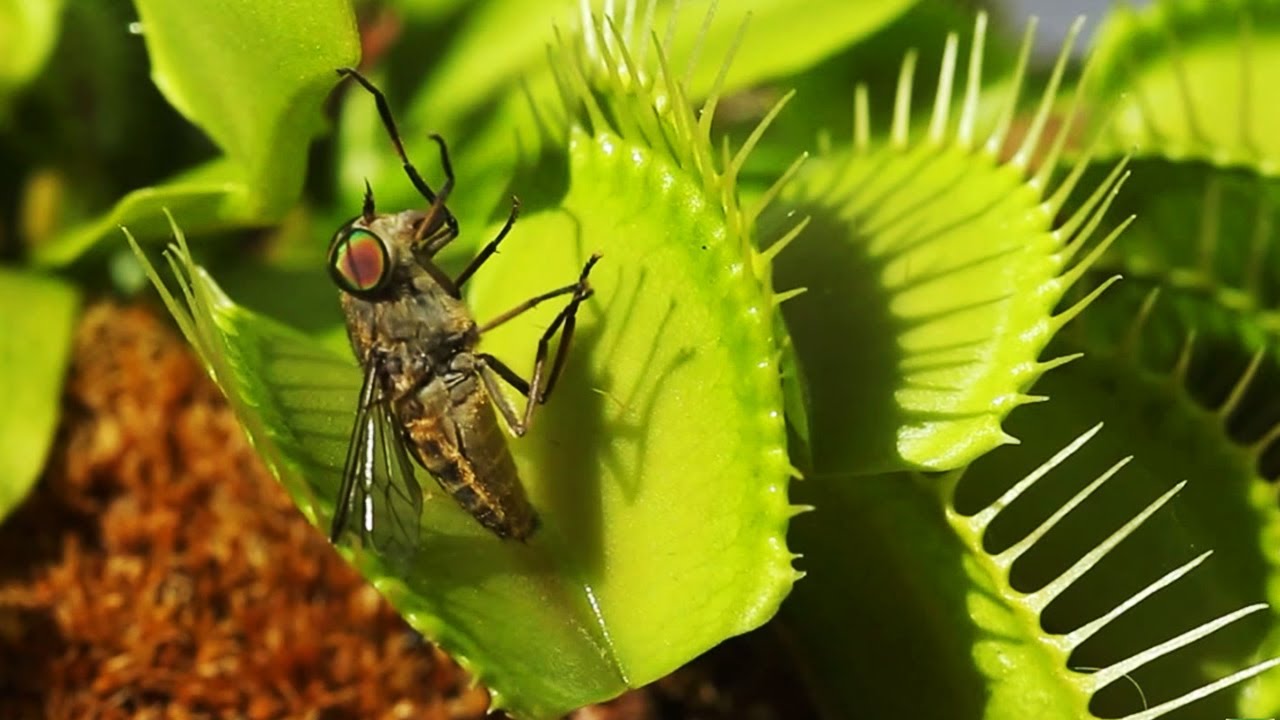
[772,12,1130,474]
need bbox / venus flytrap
[127,3,805,717]
[25,0,1280,718]
[779,279,1280,719]
[1054,282,1280,718]
[779,1,1280,718]
[1068,4,1280,711]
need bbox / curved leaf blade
[35,0,360,265]
[130,227,625,716]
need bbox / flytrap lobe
[774,12,1132,475]
[934,272,1280,718]
[1059,3,1280,710]
[454,0,811,689]
[124,1,811,717]
[1086,0,1280,172]
[945,415,1280,719]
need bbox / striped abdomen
[398,377,538,541]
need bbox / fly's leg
[477,282,580,334]
[477,254,602,334]
[337,68,460,244]
[476,361,533,436]
[528,255,599,408]
[475,254,601,435]
[417,134,460,252]
[454,196,520,290]
[337,68,444,206]
[477,352,531,397]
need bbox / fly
[327,68,599,553]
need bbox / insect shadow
[588,269,695,501]
[523,260,694,577]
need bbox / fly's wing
[369,394,425,552]
[331,360,424,560]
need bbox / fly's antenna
[361,179,376,222]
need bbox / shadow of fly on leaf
[326,68,601,562]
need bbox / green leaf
[0,0,66,115]
[1087,0,1280,174]
[0,268,79,523]
[34,0,359,265]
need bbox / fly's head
[330,69,463,303]
[328,213,413,300]
[327,188,455,302]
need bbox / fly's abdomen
[400,388,538,541]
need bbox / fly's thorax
[338,263,477,367]
[392,366,480,430]
[404,262,478,345]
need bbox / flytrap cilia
[327,68,600,554]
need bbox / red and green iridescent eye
[329,228,390,294]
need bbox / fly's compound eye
[329,227,391,295]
